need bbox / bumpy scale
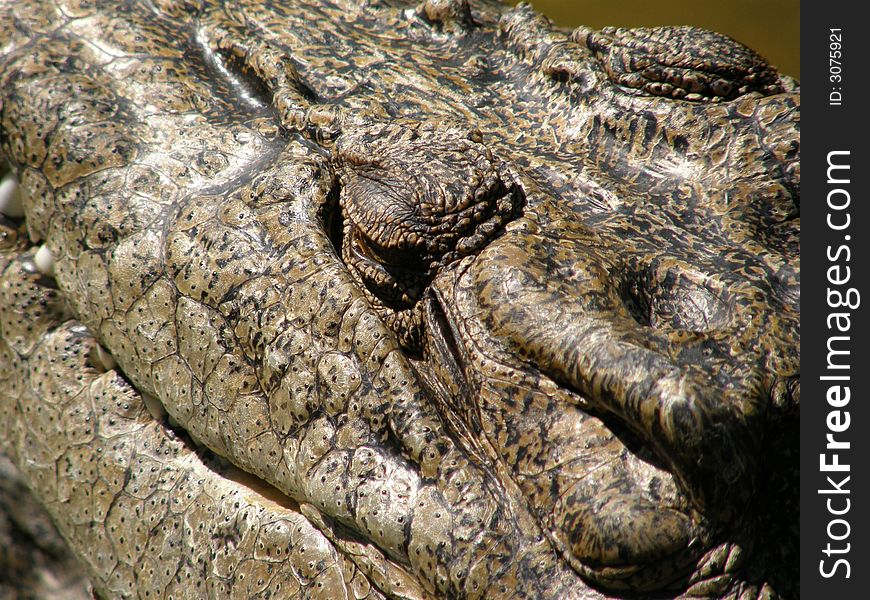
[0,1,798,598]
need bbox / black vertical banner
[802,2,870,597]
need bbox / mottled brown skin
[0,0,798,599]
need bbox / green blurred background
[506,1,800,79]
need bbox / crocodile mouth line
[418,290,483,458]
[415,287,547,535]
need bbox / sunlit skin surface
[0,1,798,598]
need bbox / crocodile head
[0,1,798,598]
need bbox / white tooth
[96,344,117,371]
[34,244,55,277]
[0,173,24,218]
[141,392,167,421]
[90,343,117,372]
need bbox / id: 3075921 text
[829,28,843,106]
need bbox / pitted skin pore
[0,0,798,599]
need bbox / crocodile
[0,0,799,598]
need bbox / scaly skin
[0,0,798,598]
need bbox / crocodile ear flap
[573,25,784,102]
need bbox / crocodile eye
[350,229,427,271]
[331,121,524,350]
